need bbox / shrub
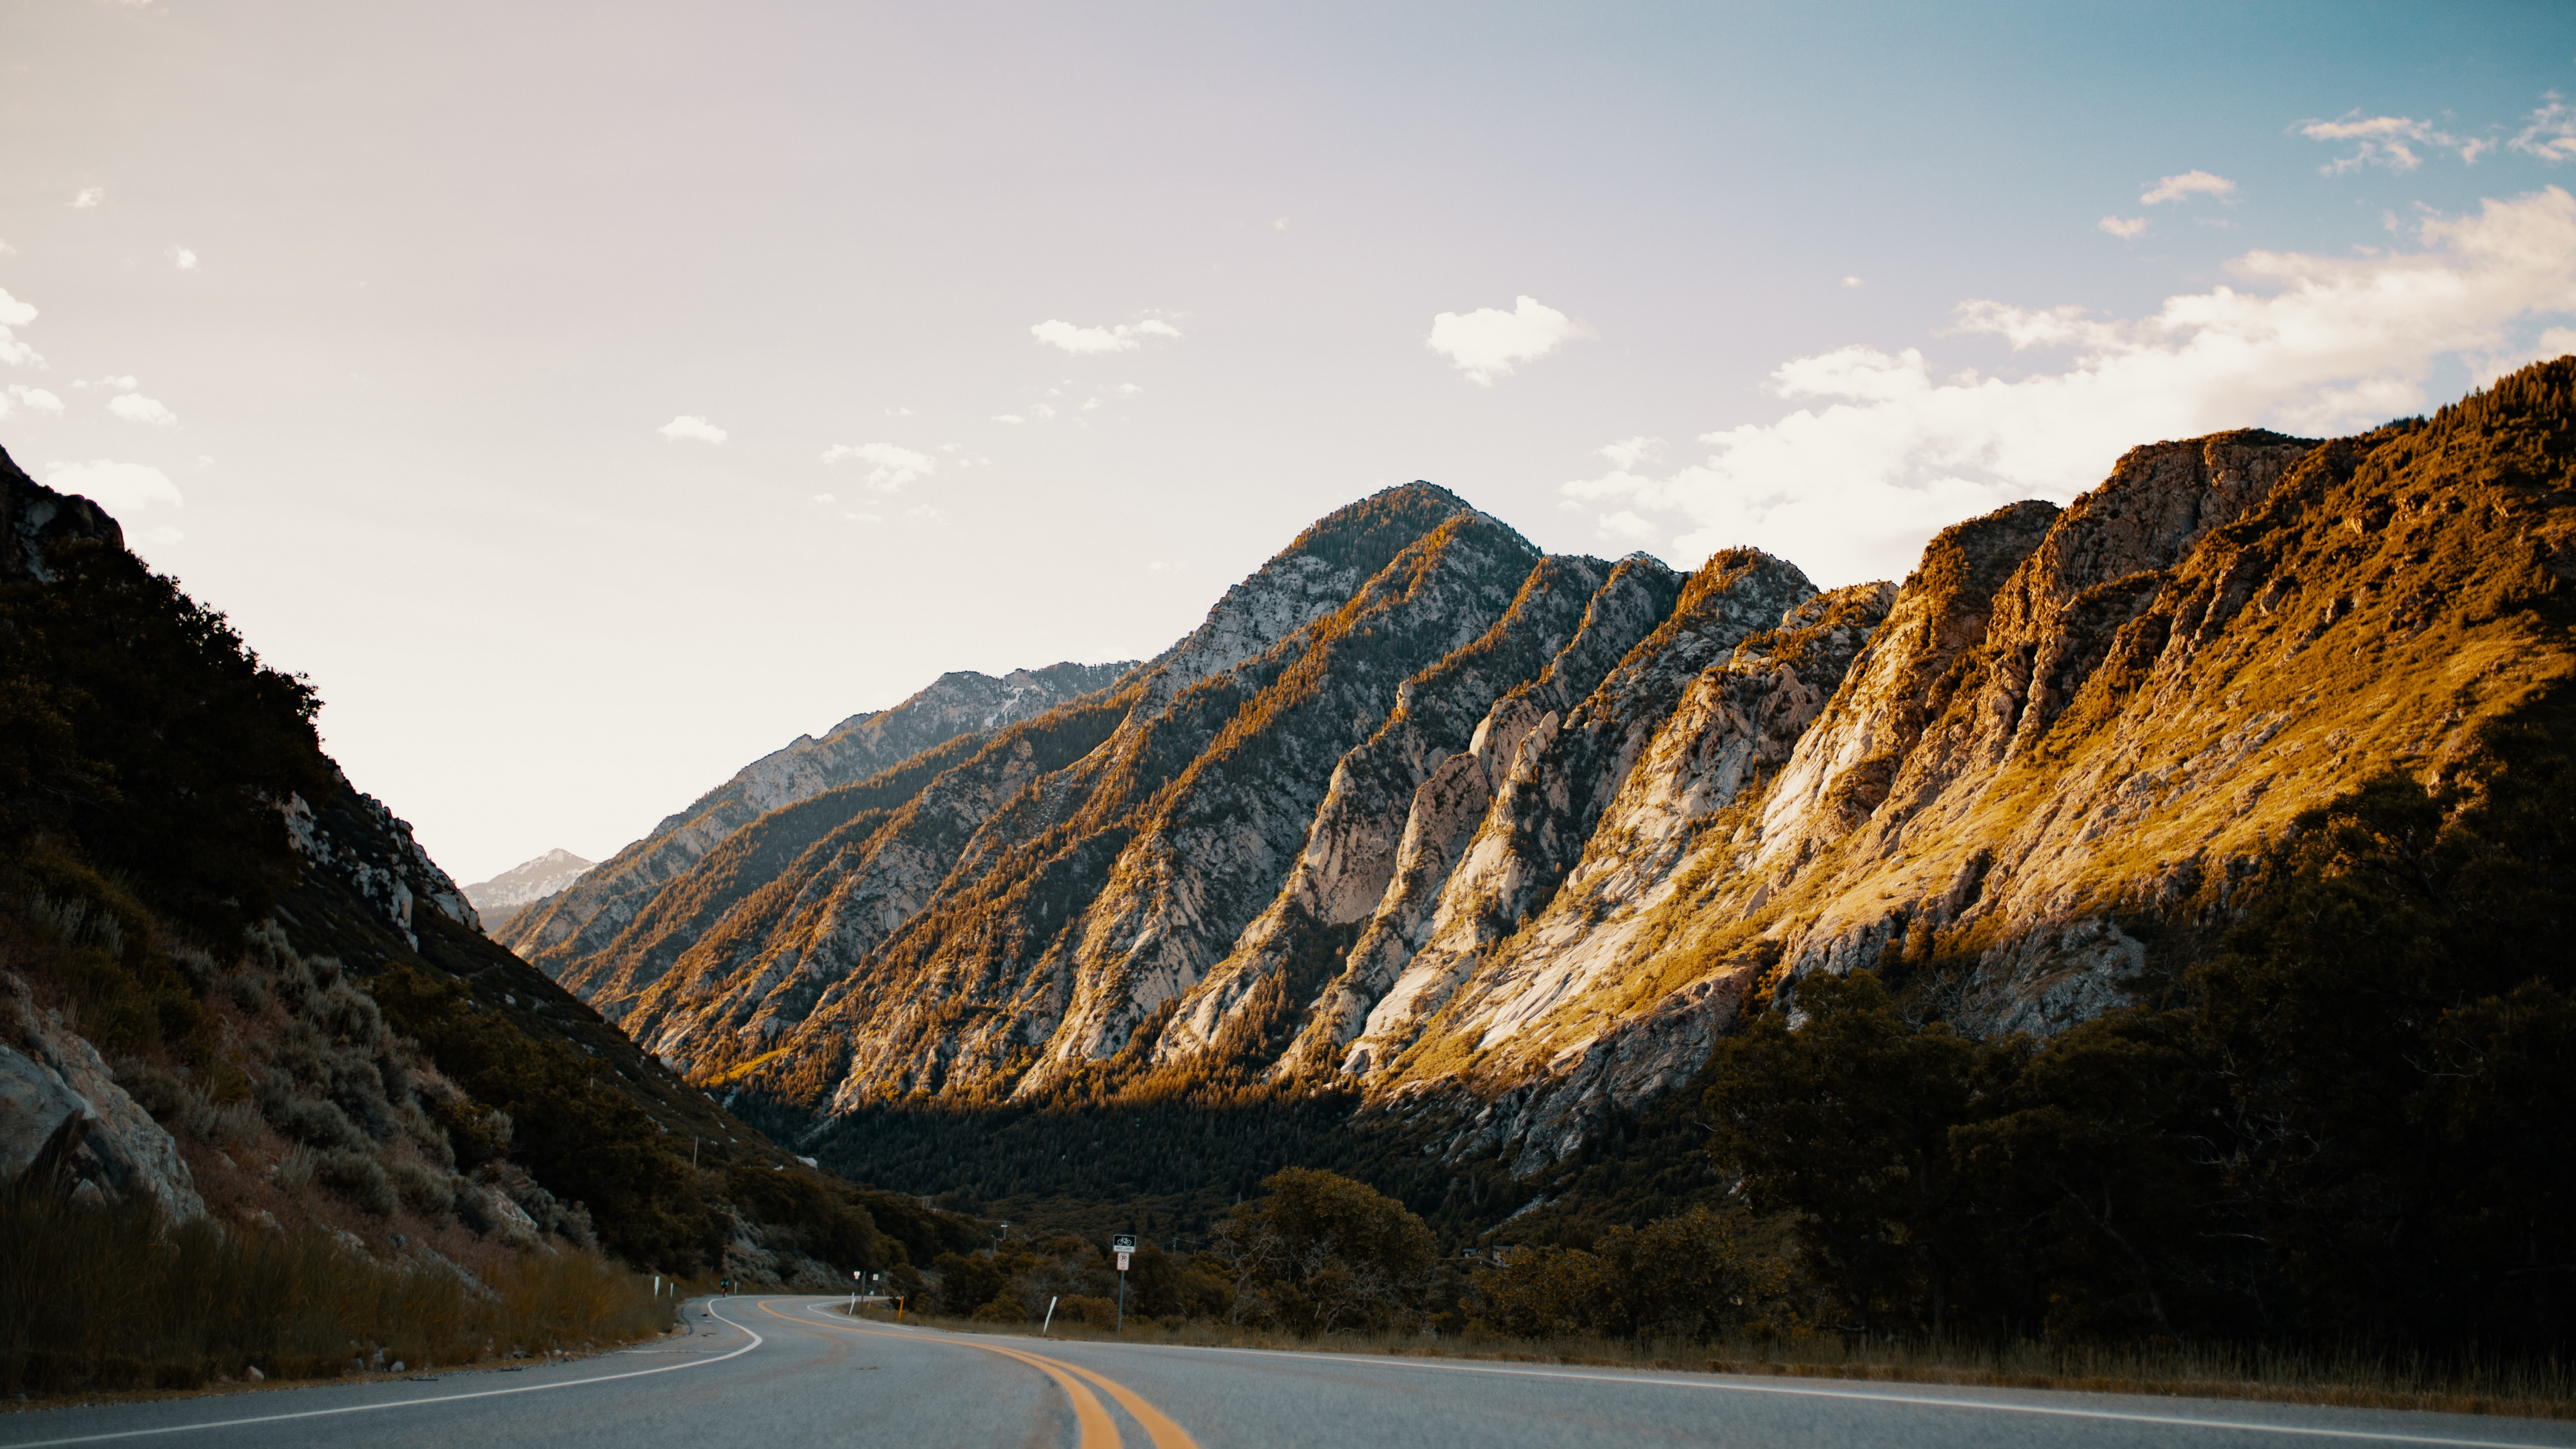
[314,1148,394,1218]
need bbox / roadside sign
[1112,1233,1134,1271]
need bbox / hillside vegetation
[0,447,980,1394]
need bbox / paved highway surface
[5,1297,2574,1449]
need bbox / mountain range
[494,357,2576,1189]
[461,847,594,934]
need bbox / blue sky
[3,0,2572,880]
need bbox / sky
[4,0,2575,884]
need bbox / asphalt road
[5,1297,2575,1449]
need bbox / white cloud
[0,286,40,368]
[45,459,181,515]
[656,415,726,444]
[2295,113,2496,173]
[811,492,836,504]
[2140,170,2235,205]
[2098,215,2149,239]
[842,511,882,524]
[1426,294,1581,385]
[1597,437,1661,469]
[172,246,198,271]
[1841,276,1864,288]
[1595,510,1660,543]
[1563,187,2576,588]
[107,392,177,427]
[818,441,936,492]
[0,239,15,256]
[2469,324,2576,385]
[2,385,63,417]
[905,504,945,522]
[69,188,102,209]
[2515,97,2576,164]
[74,375,137,390]
[1029,317,1182,354]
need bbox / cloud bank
[1030,318,1181,354]
[1426,294,1579,384]
[1564,187,2576,588]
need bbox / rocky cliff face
[502,365,2576,1183]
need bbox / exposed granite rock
[0,975,205,1220]
[1154,551,1623,1072]
[1346,548,1818,1070]
[283,773,484,947]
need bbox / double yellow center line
[759,1299,1200,1449]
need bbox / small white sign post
[1111,1234,1136,1332]
[850,1269,861,1318]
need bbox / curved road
[3,1297,2572,1449]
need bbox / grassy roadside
[835,1304,2576,1422]
[0,1179,686,1403]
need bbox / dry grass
[851,1306,2576,1422]
[0,1177,678,1400]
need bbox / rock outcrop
[0,973,206,1219]
[0,444,122,584]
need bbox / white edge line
[1189,1344,2573,1449]
[788,1299,2571,1449]
[5,1299,767,1447]
[980,1324,2573,1449]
